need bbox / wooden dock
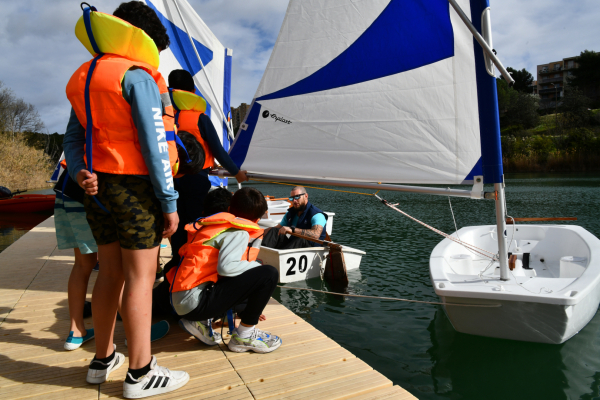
[0,217,416,399]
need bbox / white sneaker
[178,318,222,346]
[86,344,125,384]
[227,328,282,354]
[123,355,189,399]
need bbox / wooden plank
[223,337,338,367]
[246,358,374,399]
[19,386,98,400]
[348,385,417,400]
[261,371,392,400]
[236,346,356,383]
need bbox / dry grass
[0,133,54,190]
[504,151,600,173]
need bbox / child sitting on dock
[166,187,282,353]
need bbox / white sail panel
[231,0,484,184]
[142,0,232,186]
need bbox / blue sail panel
[146,0,213,75]
[258,0,454,101]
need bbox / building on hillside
[230,103,251,136]
[536,56,579,109]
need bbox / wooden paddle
[505,217,577,224]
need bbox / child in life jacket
[166,187,282,353]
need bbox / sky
[0,0,598,135]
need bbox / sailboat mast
[494,182,509,280]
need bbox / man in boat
[262,186,328,249]
[164,69,248,276]
[166,187,282,354]
[63,2,192,397]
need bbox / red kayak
[0,194,56,213]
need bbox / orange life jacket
[171,89,214,170]
[66,55,179,176]
[166,212,264,293]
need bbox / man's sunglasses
[289,193,306,201]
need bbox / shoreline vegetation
[0,133,54,190]
[502,111,600,173]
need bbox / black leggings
[182,265,278,326]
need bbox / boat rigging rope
[375,195,497,260]
[277,285,501,307]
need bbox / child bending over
[166,188,282,353]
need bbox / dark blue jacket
[284,201,328,247]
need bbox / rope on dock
[277,286,502,307]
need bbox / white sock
[236,324,255,338]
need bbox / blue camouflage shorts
[54,196,98,254]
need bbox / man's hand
[76,169,98,196]
[162,211,179,238]
[278,226,292,235]
[235,170,249,183]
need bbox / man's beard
[293,202,307,212]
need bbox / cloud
[0,0,597,134]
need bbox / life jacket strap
[82,4,109,214]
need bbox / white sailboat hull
[258,245,365,284]
[430,224,600,344]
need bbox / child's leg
[68,248,97,336]
[92,241,124,359]
[183,265,278,325]
[121,246,159,369]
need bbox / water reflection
[0,212,52,254]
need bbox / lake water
[2,177,600,399]
[260,173,600,400]
[0,188,53,254]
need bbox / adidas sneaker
[86,344,125,384]
[123,355,189,399]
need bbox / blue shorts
[54,196,98,254]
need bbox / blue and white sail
[142,0,232,186]
[49,152,65,183]
[230,0,503,185]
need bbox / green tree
[559,87,592,129]
[497,78,539,129]
[503,67,534,93]
[568,50,600,103]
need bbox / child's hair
[175,131,205,175]
[113,1,170,51]
[168,69,195,92]
[229,188,267,221]
[203,188,233,216]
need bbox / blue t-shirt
[63,69,178,213]
[280,211,326,229]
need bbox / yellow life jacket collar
[171,89,207,114]
[75,8,160,69]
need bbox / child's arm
[215,230,261,277]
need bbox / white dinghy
[431,224,600,344]
[258,245,365,284]
[258,199,350,284]
[213,0,600,342]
